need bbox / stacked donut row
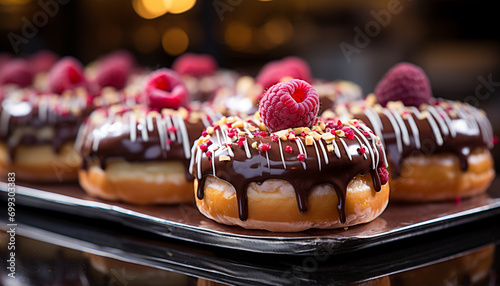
[0,52,495,232]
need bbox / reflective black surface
[0,204,499,285]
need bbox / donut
[0,55,136,183]
[191,79,389,232]
[77,69,220,204]
[314,80,363,116]
[172,53,238,101]
[332,63,495,202]
[211,75,261,117]
[0,89,91,182]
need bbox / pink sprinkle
[258,143,271,152]
[206,151,212,158]
[271,134,279,142]
[226,123,233,128]
[199,144,208,152]
[358,147,366,155]
[237,137,246,147]
[493,135,499,145]
[168,126,177,133]
[297,154,305,162]
[202,130,208,137]
[454,196,461,206]
[166,139,172,146]
[214,125,220,130]
[285,145,293,153]
[255,131,268,137]
[227,132,236,138]
[206,140,213,147]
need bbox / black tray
[1,179,500,255]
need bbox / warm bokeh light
[258,16,294,49]
[162,28,189,55]
[133,25,161,53]
[132,0,169,19]
[164,0,196,14]
[224,22,252,51]
[0,0,30,5]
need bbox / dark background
[1,0,499,157]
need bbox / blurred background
[1,0,499,124]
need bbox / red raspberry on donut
[375,62,432,107]
[143,68,189,110]
[94,50,135,90]
[259,79,319,132]
[48,57,87,94]
[172,53,217,78]
[0,59,33,87]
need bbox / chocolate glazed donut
[191,115,390,231]
[352,99,495,201]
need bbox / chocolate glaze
[352,100,493,177]
[0,91,93,159]
[77,104,217,181]
[192,118,387,222]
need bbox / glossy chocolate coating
[192,117,387,222]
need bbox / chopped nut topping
[219,155,231,162]
[365,93,377,107]
[238,131,246,136]
[248,125,257,132]
[206,126,214,135]
[251,141,258,149]
[319,121,326,131]
[335,130,345,137]
[321,133,335,143]
[259,123,267,131]
[327,144,335,152]
[293,127,304,135]
[305,135,313,146]
[232,121,244,128]
[311,131,321,140]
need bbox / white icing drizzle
[146,112,154,132]
[215,129,223,147]
[312,139,322,171]
[295,138,307,169]
[156,113,168,151]
[317,140,330,164]
[278,138,287,169]
[389,108,411,146]
[38,97,48,122]
[129,113,137,142]
[427,106,449,136]
[176,114,192,159]
[188,140,197,175]
[265,151,270,170]
[140,118,149,142]
[382,109,403,153]
[405,113,421,149]
[425,112,444,146]
[164,115,176,141]
[196,148,203,180]
[436,105,456,138]
[350,124,376,169]
[172,116,182,144]
[339,138,352,160]
[331,139,341,158]
[211,152,216,176]
[364,108,385,146]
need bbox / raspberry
[30,50,58,74]
[259,79,319,132]
[297,154,306,162]
[256,56,313,94]
[143,68,189,110]
[172,53,217,78]
[47,57,87,94]
[258,143,271,152]
[0,59,33,88]
[378,166,389,185]
[94,50,135,90]
[199,144,208,152]
[375,62,432,107]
